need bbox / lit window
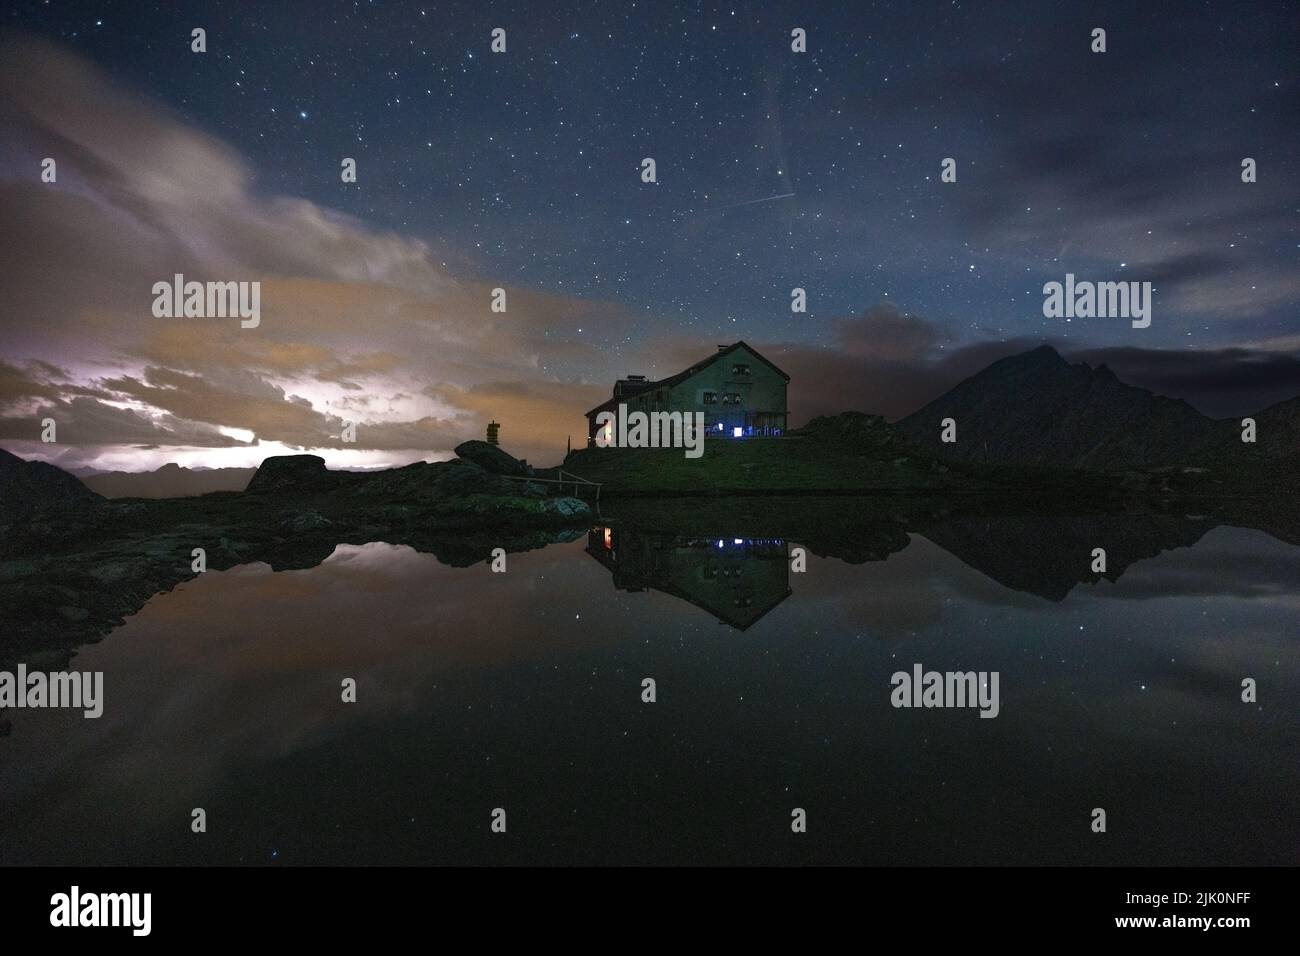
[733,426,743,438]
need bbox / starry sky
[1,0,1297,471]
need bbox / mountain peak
[897,346,1218,471]
[977,345,1069,378]
[1016,344,1066,365]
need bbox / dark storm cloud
[0,395,240,448]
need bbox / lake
[1,502,1296,865]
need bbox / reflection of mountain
[586,527,791,630]
[595,497,1300,605]
[912,514,1217,602]
[7,435,1300,668]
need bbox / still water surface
[1,515,1296,865]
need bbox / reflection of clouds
[1,525,1296,864]
[0,540,631,861]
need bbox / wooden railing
[500,469,602,504]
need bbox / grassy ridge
[559,435,982,495]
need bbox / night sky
[1,0,1297,471]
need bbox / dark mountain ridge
[897,345,1294,472]
[79,462,256,499]
[0,447,101,522]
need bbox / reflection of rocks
[0,449,592,666]
[7,439,1300,669]
[596,495,1300,606]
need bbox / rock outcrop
[245,454,333,493]
[0,448,593,664]
[0,448,100,523]
[454,440,531,476]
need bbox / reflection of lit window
[603,422,613,445]
[603,527,612,550]
[732,426,743,437]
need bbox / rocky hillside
[895,345,1286,471]
[0,448,100,522]
[0,444,592,664]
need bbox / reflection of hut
[586,525,791,631]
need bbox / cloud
[0,37,636,470]
[428,379,611,462]
[2,34,1295,474]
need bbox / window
[731,363,751,375]
[702,391,717,404]
[722,392,741,405]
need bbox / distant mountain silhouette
[896,345,1295,471]
[80,462,256,499]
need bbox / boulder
[245,455,330,493]
[454,440,530,477]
